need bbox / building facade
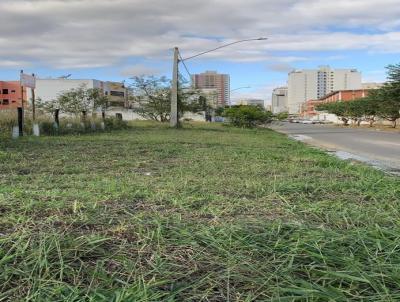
[237,99,265,108]
[287,66,362,114]
[271,87,288,114]
[301,89,373,118]
[27,79,127,108]
[0,81,26,110]
[191,71,230,107]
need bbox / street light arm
[180,38,267,61]
[230,86,251,93]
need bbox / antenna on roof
[58,74,72,79]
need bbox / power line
[178,50,192,79]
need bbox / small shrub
[104,117,129,130]
[222,105,273,128]
[275,112,289,121]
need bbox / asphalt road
[270,122,400,173]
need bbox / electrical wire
[177,50,192,79]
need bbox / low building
[103,81,128,107]
[237,99,265,108]
[271,87,288,114]
[27,78,127,110]
[301,89,374,118]
[362,82,384,89]
[0,81,26,110]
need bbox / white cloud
[231,83,284,104]
[0,0,399,68]
[120,64,163,77]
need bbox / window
[2,99,9,105]
[2,89,9,94]
[11,90,16,93]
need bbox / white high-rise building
[287,66,362,114]
[271,87,288,114]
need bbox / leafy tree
[316,102,350,125]
[37,86,110,121]
[86,88,109,116]
[222,105,272,128]
[130,76,171,122]
[130,75,212,122]
[372,88,400,128]
[360,96,378,127]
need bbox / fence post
[17,107,23,137]
[54,109,60,128]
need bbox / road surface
[270,122,400,174]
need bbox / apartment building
[0,81,26,110]
[271,87,288,114]
[191,71,230,107]
[287,66,362,114]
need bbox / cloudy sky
[1,0,400,103]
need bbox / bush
[222,105,273,128]
[275,112,289,121]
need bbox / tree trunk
[369,119,374,127]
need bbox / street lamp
[229,86,251,106]
[170,38,267,127]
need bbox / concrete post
[170,47,179,128]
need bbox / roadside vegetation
[316,63,400,128]
[222,105,273,128]
[0,86,129,138]
[1,122,399,301]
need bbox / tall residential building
[191,71,230,107]
[271,87,288,114]
[287,66,362,114]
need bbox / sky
[1,0,400,104]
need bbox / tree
[130,76,171,122]
[316,102,350,125]
[222,105,273,128]
[37,86,110,122]
[359,96,378,127]
[378,64,400,127]
[372,87,400,128]
[86,88,109,117]
[130,75,212,122]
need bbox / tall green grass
[0,122,399,301]
[0,110,128,138]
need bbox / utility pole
[31,73,36,121]
[170,47,179,128]
[19,70,24,137]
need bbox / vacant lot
[0,122,399,301]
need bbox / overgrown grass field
[0,122,399,301]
